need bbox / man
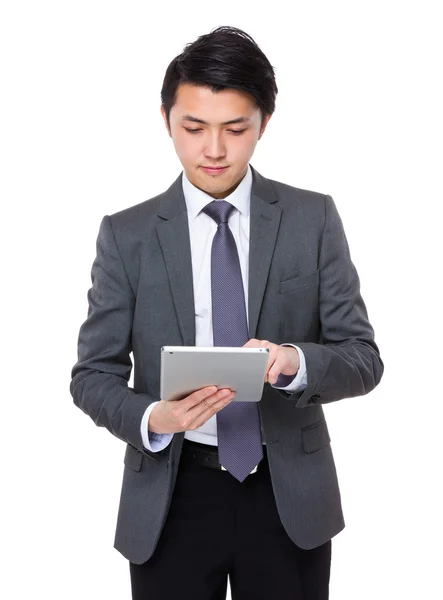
[70,26,383,600]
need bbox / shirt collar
[182,164,252,222]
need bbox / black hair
[160,26,278,130]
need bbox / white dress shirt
[141,164,307,451]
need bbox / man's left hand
[242,339,300,385]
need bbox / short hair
[161,26,278,129]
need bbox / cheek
[173,133,199,162]
[234,135,258,160]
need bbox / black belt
[182,439,266,475]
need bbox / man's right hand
[148,386,235,434]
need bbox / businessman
[70,26,383,600]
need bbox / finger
[185,388,234,425]
[264,344,279,382]
[187,390,235,430]
[242,338,259,348]
[268,347,299,384]
[267,354,285,384]
[182,385,218,409]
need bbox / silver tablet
[160,346,270,402]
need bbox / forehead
[171,83,260,123]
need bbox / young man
[71,26,383,600]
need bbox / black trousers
[130,441,331,600]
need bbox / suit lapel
[156,174,196,346]
[248,166,282,338]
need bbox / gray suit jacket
[70,165,383,564]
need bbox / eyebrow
[181,115,251,125]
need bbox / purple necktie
[202,200,263,482]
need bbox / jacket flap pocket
[301,419,331,453]
[124,444,144,472]
[280,269,319,294]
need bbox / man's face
[161,83,271,199]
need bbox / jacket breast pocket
[301,419,331,453]
[279,269,319,294]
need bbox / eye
[228,129,246,135]
[184,128,202,134]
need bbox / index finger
[264,345,279,382]
[182,385,219,408]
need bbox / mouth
[201,166,229,176]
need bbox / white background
[1,1,442,598]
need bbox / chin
[203,185,227,196]
[198,176,226,188]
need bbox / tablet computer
[160,346,269,402]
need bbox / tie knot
[202,200,235,225]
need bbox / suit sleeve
[290,195,384,408]
[70,215,159,454]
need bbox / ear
[160,105,172,137]
[258,114,272,140]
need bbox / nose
[203,131,226,161]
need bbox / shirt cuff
[272,344,308,392]
[140,402,174,452]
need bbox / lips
[201,166,229,176]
